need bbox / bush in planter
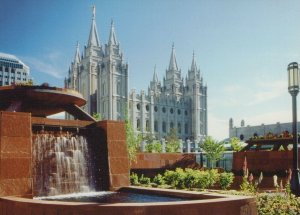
[195,170,211,189]
[145,141,162,153]
[163,168,186,189]
[256,193,300,215]
[153,173,165,185]
[207,169,220,188]
[183,168,201,189]
[139,174,151,185]
[130,172,139,185]
[219,172,234,190]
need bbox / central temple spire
[74,41,81,64]
[87,5,100,47]
[191,51,197,71]
[168,43,178,71]
[108,20,118,45]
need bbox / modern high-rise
[0,52,30,86]
[65,7,207,142]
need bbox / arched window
[154,121,158,132]
[146,120,150,131]
[178,123,181,133]
[117,82,121,95]
[185,123,188,134]
[137,119,141,130]
[170,122,174,129]
[170,108,174,114]
[162,121,166,133]
[102,83,106,96]
[117,101,121,112]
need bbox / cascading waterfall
[33,132,93,197]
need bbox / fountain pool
[0,85,257,215]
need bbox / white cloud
[22,52,67,79]
[246,80,286,106]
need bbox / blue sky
[1,0,300,140]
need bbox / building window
[162,107,166,113]
[154,121,158,132]
[137,103,140,110]
[146,120,150,131]
[170,122,174,129]
[117,82,121,95]
[177,109,181,115]
[170,108,173,114]
[185,123,188,134]
[185,110,188,116]
[154,106,158,112]
[162,121,166,133]
[102,83,106,96]
[145,104,149,112]
[137,119,141,130]
[178,123,181,133]
[117,101,121,112]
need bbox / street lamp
[288,62,300,196]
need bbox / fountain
[0,85,257,215]
[32,132,93,196]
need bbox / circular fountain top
[0,85,86,117]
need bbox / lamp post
[288,62,300,196]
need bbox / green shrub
[139,174,151,185]
[207,169,220,187]
[219,172,234,190]
[256,193,300,215]
[145,141,162,153]
[130,172,139,185]
[240,175,256,193]
[162,168,221,190]
[195,170,211,189]
[183,168,200,189]
[163,168,186,189]
[153,173,165,185]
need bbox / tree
[92,112,102,121]
[124,109,142,163]
[230,137,244,152]
[165,128,180,152]
[200,136,225,168]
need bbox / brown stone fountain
[0,85,129,198]
[0,85,257,215]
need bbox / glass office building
[0,52,30,86]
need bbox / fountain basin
[0,187,257,215]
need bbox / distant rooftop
[0,52,29,70]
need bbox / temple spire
[152,65,158,83]
[74,41,81,64]
[191,51,197,71]
[87,5,100,47]
[168,43,178,71]
[108,20,118,45]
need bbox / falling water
[33,132,93,197]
